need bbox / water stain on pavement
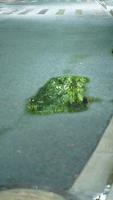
[67,54,89,64]
[63,69,72,74]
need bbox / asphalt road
[0,0,113,194]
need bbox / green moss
[26,75,94,115]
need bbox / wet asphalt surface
[0,0,113,194]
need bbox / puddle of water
[26,76,100,115]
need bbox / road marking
[94,9,106,15]
[9,9,18,14]
[0,6,109,17]
[38,9,48,14]
[6,9,18,14]
[75,9,82,15]
[0,9,17,14]
[18,8,34,14]
[56,9,65,15]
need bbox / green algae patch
[26,75,93,115]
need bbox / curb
[69,117,113,200]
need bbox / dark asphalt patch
[38,9,48,14]
[56,9,65,15]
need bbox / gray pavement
[0,0,113,197]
